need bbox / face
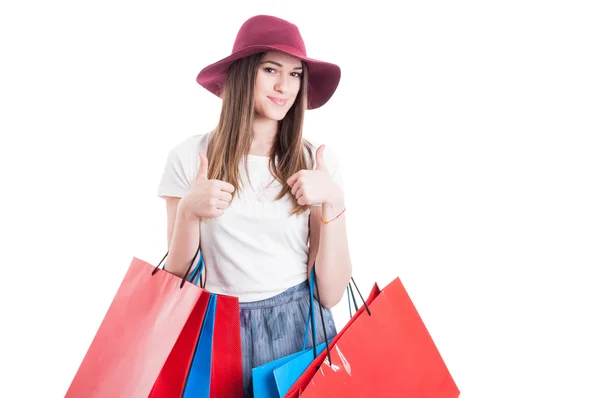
[253,51,303,121]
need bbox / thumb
[196,152,209,180]
[315,145,328,171]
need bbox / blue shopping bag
[253,340,331,398]
[252,267,334,397]
[181,293,217,397]
[272,341,330,397]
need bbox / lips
[268,96,288,106]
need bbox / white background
[1,1,599,397]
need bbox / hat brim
[196,44,341,110]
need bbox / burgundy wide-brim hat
[196,15,341,110]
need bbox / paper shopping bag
[288,278,460,397]
[182,294,218,397]
[210,292,244,397]
[252,349,307,398]
[65,257,204,398]
[252,335,331,398]
[271,341,330,398]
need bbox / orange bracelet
[321,207,346,224]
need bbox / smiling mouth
[268,96,288,106]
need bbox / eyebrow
[261,60,303,70]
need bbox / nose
[274,75,290,94]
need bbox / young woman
[157,14,352,396]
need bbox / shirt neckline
[247,154,272,162]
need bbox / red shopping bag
[210,294,244,397]
[65,257,204,398]
[286,278,460,397]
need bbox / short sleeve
[157,134,206,198]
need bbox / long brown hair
[206,52,315,216]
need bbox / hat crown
[232,15,307,56]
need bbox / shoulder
[169,132,210,156]
[157,132,211,197]
[160,132,211,180]
[163,132,211,170]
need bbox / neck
[252,114,278,145]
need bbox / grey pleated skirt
[239,279,337,398]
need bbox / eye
[263,67,277,74]
[291,72,303,78]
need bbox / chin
[260,109,290,121]
[270,112,288,121]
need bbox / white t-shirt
[157,133,344,302]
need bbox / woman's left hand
[287,145,344,206]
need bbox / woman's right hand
[179,152,235,221]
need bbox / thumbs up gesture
[180,152,235,221]
[286,145,343,206]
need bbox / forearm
[315,199,352,308]
[165,201,201,279]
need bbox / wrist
[322,194,345,223]
[323,187,345,209]
[321,200,346,225]
[177,196,201,223]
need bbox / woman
[157,14,352,396]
